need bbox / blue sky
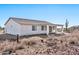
[0,4,79,27]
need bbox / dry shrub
[47,42,56,47]
[69,41,75,45]
[67,36,79,45]
[41,40,44,43]
[0,40,25,54]
[1,31,79,55]
[21,39,36,46]
[14,44,25,50]
[21,36,43,46]
[27,41,36,45]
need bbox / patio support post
[47,25,49,35]
[55,26,57,33]
[61,26,64,33]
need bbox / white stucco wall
[5,19,47,36]
[5,19,21,35]
[5,19,63,36]
[20,25,47,36]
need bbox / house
[4,17,64,36]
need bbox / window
[41,25,47,31]
[53,26,56,30]
[32,25,37,31]
[41,26,44,30]
[45,26,47,30]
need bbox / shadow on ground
[0,33,64,41]
[0,34,17,41]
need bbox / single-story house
[4,17,64,36]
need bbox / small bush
[41,40,44,43]
[21,39,36,46]
[60,40,63,43]
[69,41,75,45]
[16,46,24,50]
[36,52,38,54]
[27,41,36,45]
[2,48,13,55]
[47,42,56,47]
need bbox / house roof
[5,17,63,26]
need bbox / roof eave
[4,17,11,25]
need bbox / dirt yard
[0,31,79,55]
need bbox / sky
[0,4,79,27]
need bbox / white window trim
[32,25,37,31]
[41,25,47,31]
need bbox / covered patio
[46,24,64,35]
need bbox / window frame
[32,25,37,31]
[41,25,47,31]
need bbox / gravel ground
[0,31,79,55]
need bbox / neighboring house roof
[5,17,63,26]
